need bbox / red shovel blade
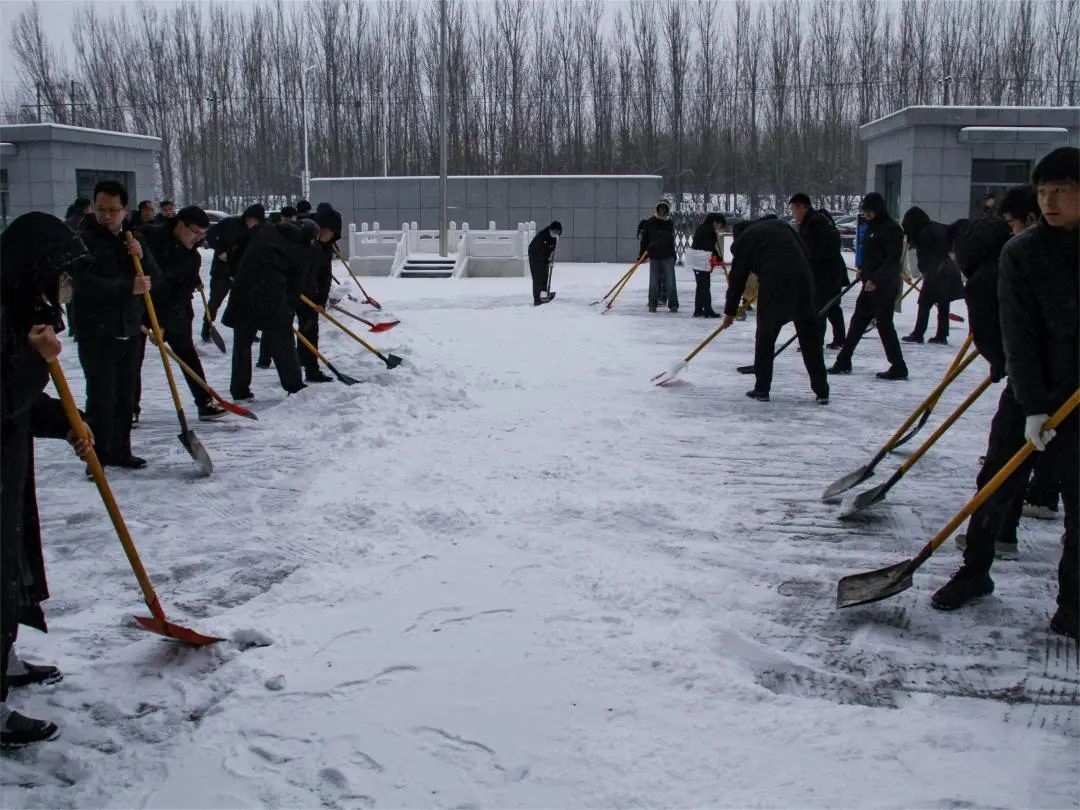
[134,614,223,646]
[369,320,400,333]
[364,297,383,311]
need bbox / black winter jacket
[73,218,159,339]
[205,216,253,280]
[223,222,311,329]
[798,208,847,299]
[690,215,723,258]
[954,217,1011,382]
[302,240,334,306]
[902,207,962,304]
[859,202,904,291]
[141,223,202,324]
[999,219,1080,425]
[642,216,676,260]
[725,218,816,325]
[528,227,559,262]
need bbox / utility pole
[70,80,78,124]
[438,0,448,257]
[35,82,42,122]
[208,95,223,210]
[383,64,389,178]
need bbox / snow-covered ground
[3,261,1076,808]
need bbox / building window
[76,169,136,205]
[970,159,1029,218]
[0,169,8,230]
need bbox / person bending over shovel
[721,217,830,405]
[528,221,562,306]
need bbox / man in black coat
[223,220,311,398]
[932,147,1080,641]
[73,181,159,468]
[644,201,678,312]
[296,209,342,382]
[526,221,561,306]
[829,192,908,380]
[201,204,264,342]
[789,194,848,348]
[722,217,829,403]
[1,213,95,746]
[901,206,962,345]
[141,207,226,419]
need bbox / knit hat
[243,204,266,223]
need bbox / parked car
[205,209,231,224]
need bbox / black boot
[305,368,334,383]
[902,333,923,343]
[1,711,59,748]
[876,366,909,381]
[1050,606,1079,641]
[745,389,770,402]
[931,566,994,610]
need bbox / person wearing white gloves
[932,147,1079,641]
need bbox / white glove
[1024,414,1056,451]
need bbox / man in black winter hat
[932,147,1080,641]
[828,192,907,380]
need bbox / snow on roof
[0,121,161,143]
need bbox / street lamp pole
[301,64,317,201]
[438,0,448,257]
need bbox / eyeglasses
[95,206,125,215]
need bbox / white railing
[346,220,536,278]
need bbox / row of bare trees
[6,0,1078,214]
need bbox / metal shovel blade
[822,465,873,501]
[134,614,222,646]
[369,320,400,333]
[736,363,755,375]
[180,430,213,476]
[384,354,403,370]
[891,409,932,451]
[840,482,890,519]
[209,324,227,354]
[836,560,914,609]
[652,360,687,387]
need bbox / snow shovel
[540,254,556,303]
[836,388,1080,609]
[198,287,227,354]
[333,245,382,310]
[603,252,649,313]
[736,280,858,375]
[49,360,221,646]
[840,374,994,519]
[140,327,258,420]
[821,346,980,501]
[651,293,758,386]
[302,294,403,370]
[128,233,212,476]
[293,327,360,385]
[590,251,648,307]
[890,333,975,450]
[329,302,400,333]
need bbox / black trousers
[202,273,231,339]
[231,314,303,398]
[754,316,829,398]
[529,257,549,303]
[78,335,139,462]
[132,332,147,416]
[295,308,321,373]
[836,284,906,371]
[963,385,1078,611]
[693,271,714,315]
[814,287,847,346]
[995,450,1064,544]
[912,296,951,340]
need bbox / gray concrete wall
[0,124,160,222]
[860,106,1080,223]
[311,175,663,262]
